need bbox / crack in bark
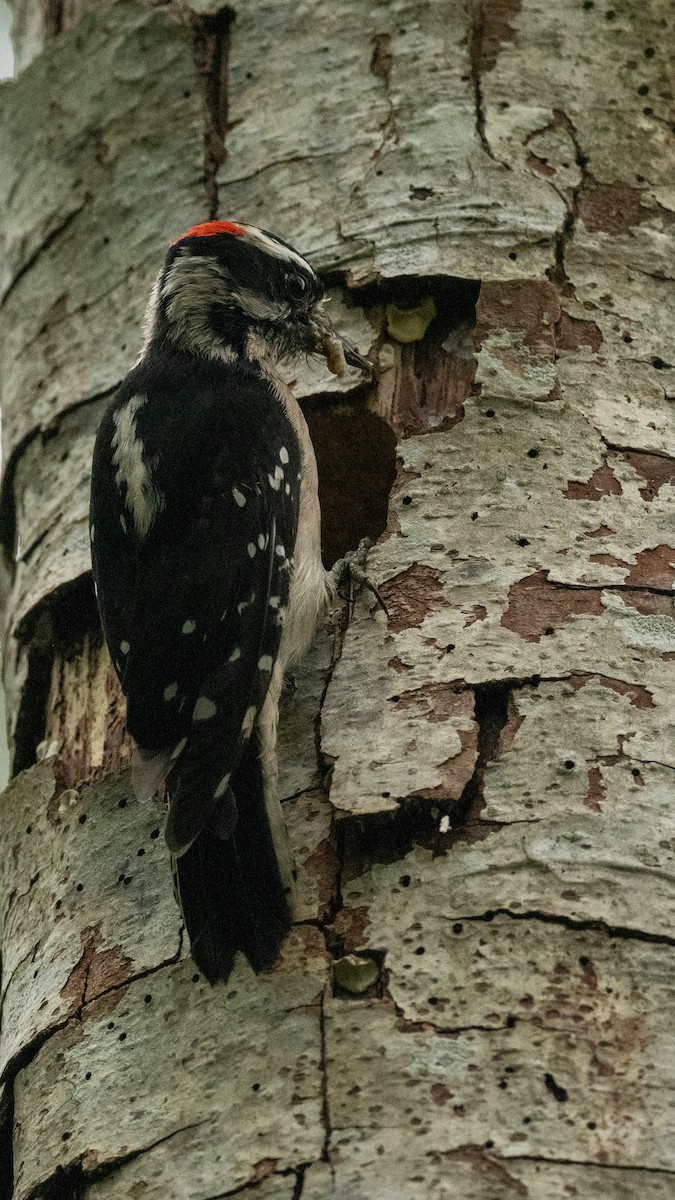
[465,2,510,167]
[500,1152,675,1177]
[0,205,85,311]
[450,907,675,949]
[187,7,236,220]
[547,110,589,284]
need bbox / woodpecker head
[145,220,369,377]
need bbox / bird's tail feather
[173,738,293,983]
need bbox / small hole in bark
[399,874,411,887]
[517,537,530,546]
[564,760,575,769]
[605,9,616,18]
[118,1032,126,1042]
[118,874,125,883]
[381,791,391,798]
[499,100,509,108]
[631,767,642,778]
[622,332,633,342]
[579,955,590,965]
[428,996,439,1005]
[55,900,61,910]
[508,251,518,260]
[107,1022,115,1030]
[527,448,539,458]
[445,644,455,653]
[587,1120,597,1129]
[544,626,555,636]
[144,994,152,1004]
[484,1140,495,1149]
[506,1015,517,1028]
[452,922,463,934]
[583,0,593,7]
[544,1073,568,1102]
[85,1072,92,1080]
[523,1115,531,1123]
[25,826,32,834]
[485,408,495,417]
[137,848,145,857]
[644,46,655,56]
[643,106,654,115]
[471,511,479,521]
[252,1082,261,1091]
[499,1080,508,1089]
[150,829,160,839]
[76,883,83,892]
[637,83,649,94]
[652,357,666,369]
[78,814,87,824]
[414,946,425,955]
[192,973,200,983]
[123,876,132,885]
[118,798,127,808]
[402,495,413,505]
[61,1132,71,1142]
[390,695,400,702]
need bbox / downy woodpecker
[90,220,370,982]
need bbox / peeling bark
[0,0,673,1196]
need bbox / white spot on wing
[258,654,273,672]
[232,487,246,507]
[285,483,291,495]
[214,773,230,798]
[182,620,196,634]
[120,640,130,655]
[275,543,285,557]
[268,596,280,608]
[90,525,95,542]
[229,647,241,662]
[247,542,256,557]
[279,446,289,464]
[164,682,178,701]
[193,696,217,721]
[120,513,127,534]
[258,532,266,549]
[237,600,248,615]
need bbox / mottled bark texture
[0,0,674,1196]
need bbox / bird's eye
[286,272,309,302]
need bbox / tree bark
[1,0,674,1197]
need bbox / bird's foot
[329,537,388,616]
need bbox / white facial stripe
[233,286,290,322]
[239,224,316,277]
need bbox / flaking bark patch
[579,184,675,235]
[500,571,604,642]
[379,564,445,633]
[564,463,622,500]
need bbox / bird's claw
[330,537,388,616]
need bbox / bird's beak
[310,318,373,379]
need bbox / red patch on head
[172,220,246,245]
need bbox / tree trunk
[1,1,674,1197]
